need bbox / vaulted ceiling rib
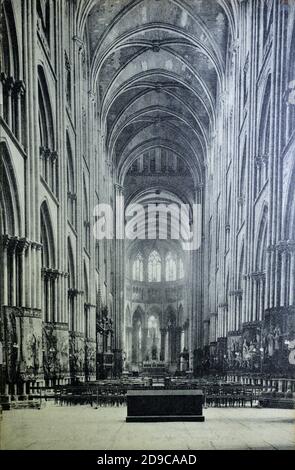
[84,0,230,204]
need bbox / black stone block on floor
[126,389,205,422]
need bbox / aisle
[1,405,294,450]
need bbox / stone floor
[1,403,295,450]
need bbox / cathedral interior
[0,0,295,410]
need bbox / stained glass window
[166,252,177,281]
[148,251,161,282]
[132,253,143,281]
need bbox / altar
[126,389,205,422]
[141,361,166,376]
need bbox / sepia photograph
[0,0,294,460]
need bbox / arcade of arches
[1,0,295,397]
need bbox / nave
[0,1,295,430]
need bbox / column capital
[64,51,71,70]
[194,183,204,192]
[261,153,269,165]
[229,289,243,298]
[2,234,10,248]
[41,268,61,280]
[72,35,84,52]
[7,236,19,253]
[250,271,266,281]
[31,241,43,251]
[1,75,14,93]
[230,37,239,54]
[88,89,96,101]
[267,244,276,253]
[51,150,58,161]
[237,195,245,206]
[16,237,31,253]
[218,303,228,309]
[254,155,263,167]
[40,147,51,159]
[13,80,26,96]
[114,182,124,193]
[68,192,77,201]
[68,288,79,298]
[276,240,295,252]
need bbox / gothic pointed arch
[236,240,245,330]
[286,17,295,139]
[83,173,90,251]
[238,141,247,225]
[0,141,21,236]
[165,251,177,281]
[40,200,55,269]
[131,305,144,364]
[68,237,76,331]
[38,65,55,150]
[38,65,57,194]
[40,200,56,322]
[255,205,268,273]
[255,76,271,196]
[178,256,184,279]
[178,304,184,326]
[1,0,20,78]
[132,252,144,281]
[148,250,161,282]
[67,133,76,227]
[1,0,22,138]
[282,167,295,307]
[284,163,295,241]
[125,304,131,327]
[37,0,51,46]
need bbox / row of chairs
[55,394,126,407]
[35,379,264,408]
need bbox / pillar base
[0,394,11,403]
[113,349,123,377]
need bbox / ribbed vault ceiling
[84,0,231,205]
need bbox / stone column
[125,326,132,363]
[51,151,58,195]
[160,328,166,361]
[13,80,26,143]
[175,327,182,368]
[141,328,148,362]
[2,235,9,306]
[242,275,248,323]
[265,246,270,310]
[113,183,125,375]
[280,247,287,307]
[44,148,51,184]
[181,329,185,353]
[4,76,14,129]
[165,330,169,364]
[259,276,265,321]
[289,248,295,305]
[35,243,42,310]
[8,237,18,306]
[254,276,259,322]
[17,239,30,307]
[46,272,51,323]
